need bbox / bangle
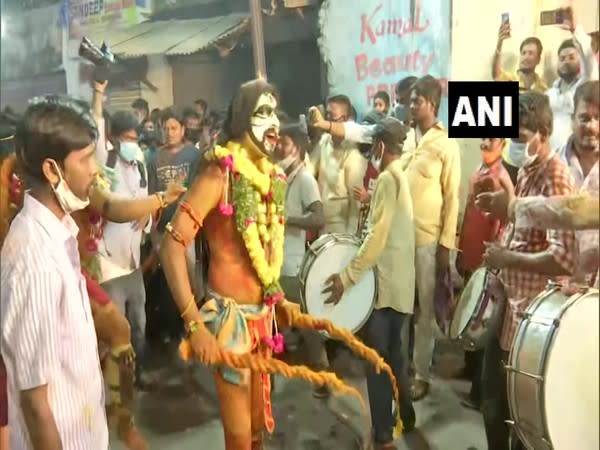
[155,192,168,209]
[180,296,196,318]
[328,121,333,133]
[186,320,200,335]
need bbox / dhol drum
[506,286,599,450]
[449,267,506,350]
[299,233,377,335]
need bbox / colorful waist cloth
[200,290,275,433]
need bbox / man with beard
[309,95,367,234]
[481,91,576,450]
[493,20,548,92]
[546,6,599,150]
[556,80,599,285]
[159,80,393,450]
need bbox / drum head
[303,238,376,334]
[544,290,599,450]
[450,268,487,339]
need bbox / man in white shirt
[309,95,367,234]
[1,95,108,450]
[95,108,151,381]
[546,6,599,150]
[275,125,327,394]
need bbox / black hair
[374,91,391,108]
[220,79,279,144]
[162,108,185,126]
[183,111,201,126]
[16,95,98,184]
[327,94,352,118]
[110,110,139,138]
[396,76,418,96]
[131,98,149,115]
[280,124,309,161]
[558,39,577,56]
[520,37,543,57]
[149,108,161,124]
[518,91,553,137]
[412,75,442,116]
[373,118,408,155]
[194,99,208,110]
[573,80,599,111]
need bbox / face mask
[507,140,527,167]
[185,129,201,144]
[393,104,408,124]
[50,162,90,214]
[120,141,140,163]
[370,151,383,172]
[523,142,538,167]
[277,154,296,171]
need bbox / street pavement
[110,340,487,450]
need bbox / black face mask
[185,128,201,143]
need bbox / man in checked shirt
[480,91,576,450]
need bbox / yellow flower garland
[206,142,286,289]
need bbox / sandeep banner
[318,0,451,124]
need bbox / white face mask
[370,151,383,172]
[523,141,539,167]
[507,140,527,167]
[277,154,296,171]
[50,162,90,213]
[250,93,280,156]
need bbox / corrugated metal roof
[87,14,249,58]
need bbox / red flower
[85,238,98,253]
[263,334,285,354]
[88,210,102,225]
[264,192,274,202]
[245,217,256,228]
[233,172,241,180]
[264,291,284,307]
[278,216,284,225]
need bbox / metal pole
[249,0,267,80]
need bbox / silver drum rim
[298,233,377,335]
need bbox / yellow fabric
[495,69,548,92]
[340,160,415,314]
[401,123,461,249]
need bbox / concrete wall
[450,0,598,217]
[141,55,174,110]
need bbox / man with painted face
[324,118,417,446]
[546,6,599,150]
[160,80,390,450]
[480,91,576,450]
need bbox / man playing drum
[324,118,416,449]
[480,92,577,450]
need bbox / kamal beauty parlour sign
[318,0,451,123]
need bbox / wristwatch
[156,191,168,209]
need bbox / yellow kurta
[401,123,461,250]
[340,159,416,314]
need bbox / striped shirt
[0,194,108,450]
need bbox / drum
[506,286,599,450]
[449,268,505,350]
[299,233,377,335]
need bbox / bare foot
[121,426,148,450]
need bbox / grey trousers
[101,269,147,368]
[279,275,328,371]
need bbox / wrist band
[186,320,200,335]
[155,192,168,209]
[180,296,195,318]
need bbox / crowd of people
[0,5,598,450]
